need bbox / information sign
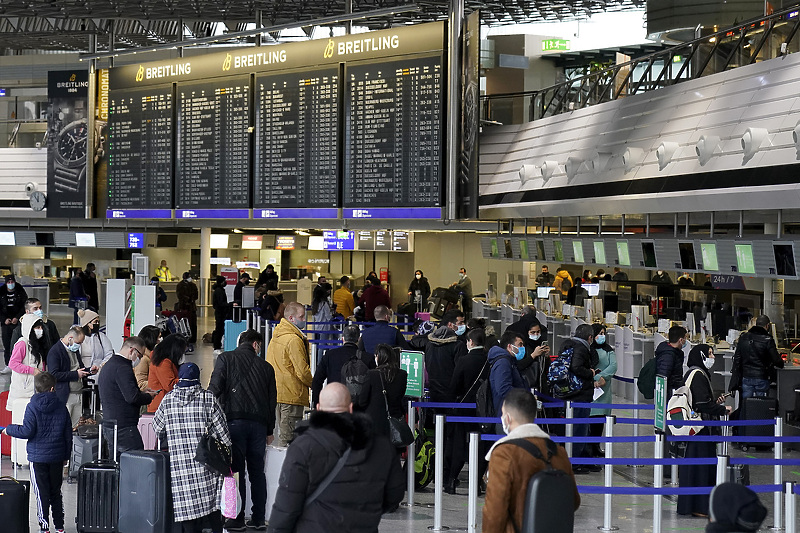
[400,350,425,398]
[654,374,667,432]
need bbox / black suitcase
[77,423,120,533]
[397,302,416,318]
[119,450,177,533]
[431,287,459,302]
[739,396,778,451]
[0,476,30,533]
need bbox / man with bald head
[268,383,404,533]
[267,301,313,447]
[357,305,409,356]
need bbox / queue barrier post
[405,400,416,508]
[565,401,574,458]
[430,414,449,531]
[785,482,796,533]
[716,455,729,486]
[468,432,479,533]
[632,405,640,466]
[653,432,664,533]
[598,415,618,531]
[309,342,317,377]
[773,417,784,531]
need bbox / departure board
[176,77,250,209]
[107,87,173,208]
[345,55,443,207]
[255,69,339,208]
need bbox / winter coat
[488,346,528,416]
[553,271,573,296]
[266,318,312,407]
[535,272,555,286]
[175,280,198,313]
[655,341,685,394]
[98,353,153,429]
[256,269,279,291]
[81,271,99,311]
[332,287,355,319]
[46,341,83,404]
[732,325,783,383]
[559,337,597,402]
[590,344,618,416]
[407,276,431,303]
[685,367,727,418]
[212,283,230,321]
[267,411,404,533]
[357,367,408,437]
[357,321,410,355]
[408,326,468,402]
[8,314,46,408]
[11,317,59,351]
[359,284,391,322]
[0,283,27,321]
[68,276,86,308]
[147,358,179,413]
[152,385,232,522]
[134,354,151,391]
[482,423,580,533]
[311,342,376,406]
[449,347,488,404]
[5,391,71,464]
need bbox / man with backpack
[312,325,376,406]
[656,325,689,396]
[483,389,580,533]
[487,331,528,420]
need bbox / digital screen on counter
[375,230,392,251]
[593,241,606,265]
[75,233,96,247]
[678,242,697,270]
[572,241,584,263]
[322,231,355,251]
[0,232,16,246]
[393,231,410,252]
[553,240,564,262]
[583,283,600,297]
[108,87,174,209]
[344,56,443,208]
[700,243,719,271]
[275,236,295,250]
[616,241,630,266]
[241,235,263,249]
[641,241,657,268]
[176,77,250,210]
[536,240,546,261]
[490,238,499,258]
[735,243,756,274]
[504,239,514,259]
[773,243,797,277]
[357,231,375,251]
[537,287,554,298]
[520,239,529,260]
[255,69,339,208]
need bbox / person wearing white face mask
[7,314,48,407]
[9,298,60,359]
[267,301,313,447]
[97,336,158,455]
[46,326,92,426]
[407,269,431,310]
[175,271,199,347]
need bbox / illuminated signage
[275,236,295,250]
[542,39,570,52]
[242,235,263,249]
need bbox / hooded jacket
[409,326,468,402]
[209,343,277,430]
[553,270,573,296]
[8,314,47,406]
[267,411,404,533]
[6,390,71,463]
[732,325,783,382]
[655,341,685,394]
[359,283,391,322]
[266,318,312,406]
[482,423,580,533]
[559,337,597,402]
[685,345,727,419]
[488,345,527,416]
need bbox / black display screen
[108,87,173,208]
[774,244,797,277]
[642,241,657,268]
[254,68,339,208]
[176,77,250,209]
[344,55,443,207]
[678,242,697,270]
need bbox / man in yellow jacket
[267,301,313,447]
[332,276,355,319]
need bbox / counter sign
[127,232,144,248]
[542,39,570,51]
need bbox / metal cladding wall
[646,0,763,36]
[479,50,800,219]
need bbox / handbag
[195,420,232,476]
[220,471,242,519]
[379,372,414,448]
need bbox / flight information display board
[176,77,250,209]
[108,87,173,208]
[345,55,443,207]
[255,68,340,208]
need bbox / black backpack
[475,360,498,432]
[638,357,657,400]
[341,352,369,405]
[505,438,575,533]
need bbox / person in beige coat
[266,302,312,447]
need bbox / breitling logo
[223,54,232,71]
[135,66,144,82]
[323,39,335,59]
[69,73,76,82]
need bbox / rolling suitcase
[739,396,778,451]
[0,475,30,533]
[69,434,99,483]
[138,414,159,451]
[10,397,29,466]
[119,449,177,533]
[0,391,11,456]
[223,319,248,352]
[77,423,120,533]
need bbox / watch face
[58,121,88,163]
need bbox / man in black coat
[312,325,376,406]
[0,274,27,368]
[730,315,784,399]
[255,264,279,291]
[408,310,467,403]
[559,323,599,471]
[211,276,230,351]
[209,329,277,532]
[268,382,404,533]
[656,325,688,396]
[357,305,409,355]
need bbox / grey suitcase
[119,449,179,533]
[69,434,99,482]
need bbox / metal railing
[482,4,800,126]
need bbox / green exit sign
[542,39,570,51]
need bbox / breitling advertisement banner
[47,70,89,218]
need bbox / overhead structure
[0,0,646,52]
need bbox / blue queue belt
[411,402,477,409]
[612,375,637,383]
[576,485,783,495]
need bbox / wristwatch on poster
[52,118,106,194]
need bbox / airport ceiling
[0,0,645,52]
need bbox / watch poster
[94,68,109,217]
[458,9,480,219]
[47,70,89,218]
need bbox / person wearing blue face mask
[589,324,618,458]
[1,274,28,371]
[487,331,529,422]
[46,326,92,426]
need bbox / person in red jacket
[359,278,391,322]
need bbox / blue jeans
[741,377,770,399]
[571,406,591,458]
[228,419,268,522]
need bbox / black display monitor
[773,243,797,277]
[35,232,54,246]
[641,241,657,268]
[678,242,697,270]
[156,234,178,248]
[536,240,546,261]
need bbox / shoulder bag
[379,372,414,447]
[195,414,232,476]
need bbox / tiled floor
[4,304,799,532]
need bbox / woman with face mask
[211,276,231,353]
[78,309,114,374]
[407,270,431,310]
[133,325,162,392]
[588,324,618,457]
[677,344,732,517]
